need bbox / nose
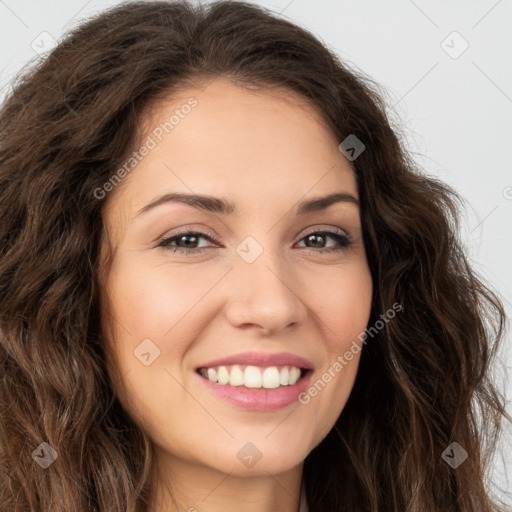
[223,250,308,337]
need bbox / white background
[1,0,510,505]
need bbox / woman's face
[100,78,372,478]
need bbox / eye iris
[307,233,325,248]
[160,229,349,253]
[180,234,198,248]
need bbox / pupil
[308,234,324,248]
[177,234,327,249]
[182,235,197,247]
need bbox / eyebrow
[136,191,360,218]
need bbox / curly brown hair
[0,1,509,511]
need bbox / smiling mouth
[196,364,310,389]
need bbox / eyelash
[156,227,353,255]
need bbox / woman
[0,1,509,511]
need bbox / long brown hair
[0,1,509,510]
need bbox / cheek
[101,258,203,429]
[316,262,373,350]
[102,256,228,412]
[105,256,220,340]
[302,263,372,431]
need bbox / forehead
[104,78,357,221]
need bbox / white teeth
[207,367,218,383]
[199,364,304,388]
[217,366,229,385]
[289,367,301,385]
[262,367,280,389]
[279,366,289,386]
[229,365,244,386]
[244,366,262,388]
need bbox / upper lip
[197,351,314,370]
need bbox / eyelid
[155,225,354,257]
[159,226,218,241]
[159,224,350,245]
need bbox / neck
[147,453,304,512]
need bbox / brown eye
[157,229,217,254]
[156,228,352,255]
[297,230,352,253]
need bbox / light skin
[99,77,373,512]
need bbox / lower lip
[197,370,313,411]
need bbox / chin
[201,437,309,476]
